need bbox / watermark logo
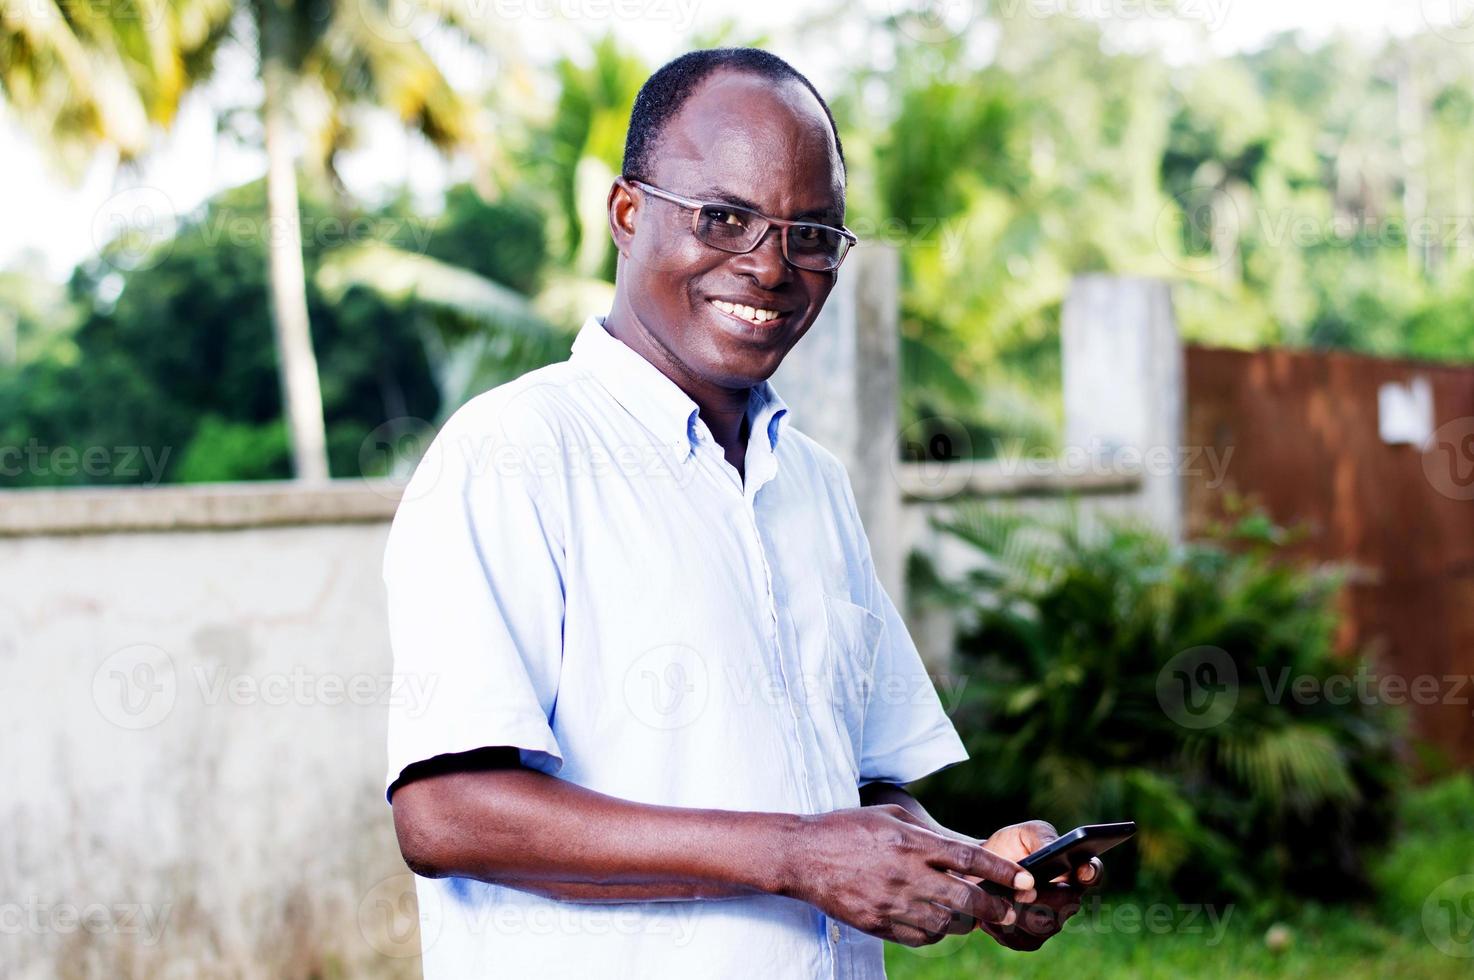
[91,186,178,272]
[360,416,440,501]
[623,644,708,730]
[1423,874,1474,958]
[92,644,177,730]
[1155,185,1242,273]
[354,0,441,44]
[360,872,440,958]
[892,415,973,500]
[1423,0,1474,44]
[1423,417,1474,501]
[887,0,977,43]
[1156,646,1238,730]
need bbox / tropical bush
[908,508,1403,912]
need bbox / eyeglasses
[621,177,858,272]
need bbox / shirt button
[828,921,841,943]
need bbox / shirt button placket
[743,490,815,814]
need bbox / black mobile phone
[1018,821,1136,882]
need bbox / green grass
[887,775,1474,979]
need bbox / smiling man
[383,48,1098,978]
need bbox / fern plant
[909,506,1403,912]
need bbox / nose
[728,224,792,291]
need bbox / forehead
[647,69,844,218]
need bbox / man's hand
[969,819,1101,952]
[786,804,1035,948]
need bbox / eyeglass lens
[694,204,847,270]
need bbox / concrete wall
[0,484,417,980]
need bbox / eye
[704,208,742,226]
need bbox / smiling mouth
[709,299,791,327]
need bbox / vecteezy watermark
[91,186,179,272]
[624,644,710,731]
[360,872,439,958]
[0,440,171,485]
[358,871,701,958]
[1157,645,1474,729]
[723,664,971,717]
[996,0,1233,31]
[93,644,178,730]
[39,0,170,30]
[355,0,702,43]
[891,416,974,500]
[845,215,971,258]
[197,207,435,255]
[1158,188,1474,271]
[359,416,440,501]
[93,644,440,728]
[1258,666,1474,713]
[454,888,701,944]
[1424,874,1474,958]
[193,665,439,717]
[1422,417,1474,501]
[992,438,1234,488]
[1156,646,1239,730]
[1029,896,1235,945]
[1422,0,1474,45]
[0,897,173,945]
[887,0,978,43]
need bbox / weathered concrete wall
[0,485,418,980]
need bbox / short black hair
[621,47,845,184]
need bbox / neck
[603,304,753,457]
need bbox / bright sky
[0,0,1459,281]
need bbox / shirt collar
[570,315,791,461]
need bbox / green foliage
[826,21,1474,451]
[0,178,443,486]
[909,508,1403,911]
[1373,773,1474,926]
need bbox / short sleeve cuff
[385,713,564,803]
[858,724,969,789]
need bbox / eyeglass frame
[618,177,859,272]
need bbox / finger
[926,875,1013,926]
[887,921,946,949]
[933,839,1034,893]
[894,900,978,941]
[1016,885,1083,935]
[942,909,976,935]
[1021,819,1058,849]
[881,804,928,826]
[1014,900,1067,937]
[1072,857,1103,886]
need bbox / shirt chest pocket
[820,592,885,776]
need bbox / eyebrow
[691,185,843,225]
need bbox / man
[383,47,1099,978]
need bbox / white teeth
[712,300,782,324]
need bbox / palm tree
[0,0,490,480]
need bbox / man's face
[612,70,845,389]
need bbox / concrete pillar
[773,245,904,599]
[1061,274,1184,541]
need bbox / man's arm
[390,751,1034,947]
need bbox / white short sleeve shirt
[383,314,969,979]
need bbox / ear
[608,178,638,257]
